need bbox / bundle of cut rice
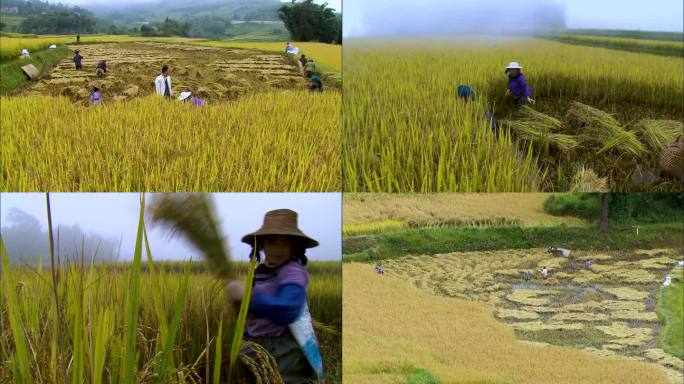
[567,101,646,157]
[149,193,232,278]
[569,166,609,192]
[507,107,578,152]
[635,120,683,151]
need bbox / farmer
[456,84,500,132]
[285,42,293,53]
[309,76,323,93]
[90,82,102,105]
[178,91,205,106]
[74,50,83,70]
[522,271,532,281]
[76,33,81,43]
[226,209,324,383]
[155,65,173,99]
[96,60,107,77]
[457,85,476,103]
[375,263,385,275]
[505,62,534,108]
[584,260,593,270]
[299,54,308,68]
[21,48,30,59]
[541,266,549,279]
[304,58,316,78]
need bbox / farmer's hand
[528,97,536,105]
[226,280,245,305]
[505,89,511,97]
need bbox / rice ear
[148,194,232,278]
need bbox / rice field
[0,201,342,383]
[381,248,684,384]
[343,262,671,384]
[342,193,588,228]
[343,37,684,192]
[0,37,341,192]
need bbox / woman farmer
[504,62,534,108]
[226,209,324,383]
[457,84,476,103]
[309,76,323,93]
[90,81,102,105]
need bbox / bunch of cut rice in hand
[567,101,646,157]
[635,119,683,151]
[149,193,232,278]
[569,166,609,192]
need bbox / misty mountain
[1,208,122,265]
[86,0,283,25]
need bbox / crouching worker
[505,62,534,108]
[96,60,107,78]
[309,76,323,93]
[456,84,499,132]
[227,209,324,383]
[90,82,103,105]
[178,91,205,106]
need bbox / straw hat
[241,209,319,248]
[90,81,101,90]
[506,61,523,69]
[179,91,192,101]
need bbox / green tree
[278,0,341,44]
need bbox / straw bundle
[567,102,646,157]
[148,193,232,277]
[569,167,609,192]
[636,120,683,151]
[507,107,579,152]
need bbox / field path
[21,42,306,103]
[344,262,670,384]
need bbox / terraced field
[384,248,684,383]
[23,42,308,104]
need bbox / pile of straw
[507,107,579,152]
[569,166,609,192]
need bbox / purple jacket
[508,74,532,97]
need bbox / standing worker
[299,54,308,67]
[505,62,534,108]
[74,50,83,70]
[304,58,316,78]
[76,33,81,43]
[155,65,173,99]
[21,48,30,59]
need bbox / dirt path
[385,248,684,384]
[22,42,307,104]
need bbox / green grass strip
[657,276,684,359]
[343,222,683,262]
[0,45,70,95]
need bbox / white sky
[53,0,342,13]
[0,193,341,262]
[344,0,683,37]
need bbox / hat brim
[241,231,319,249]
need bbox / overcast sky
[54,0,341,12]
[344,0,683,38]
[0,193,341,262]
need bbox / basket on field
[659,135,684,180]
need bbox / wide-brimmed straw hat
[179,91,192,101]
[90,81,101,90]
[241,209,319,248]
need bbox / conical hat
[241,209,318,248]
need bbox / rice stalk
[1,236,33,384]
[569,166,609,193]
[154,259,191,384]
[228,243,258,382]
[149,194,231,278]
[92,308,114,384]
[213,319,223,384]
[235,341,283,384]
[122,194,146,384]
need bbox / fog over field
[343,0,683,38]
